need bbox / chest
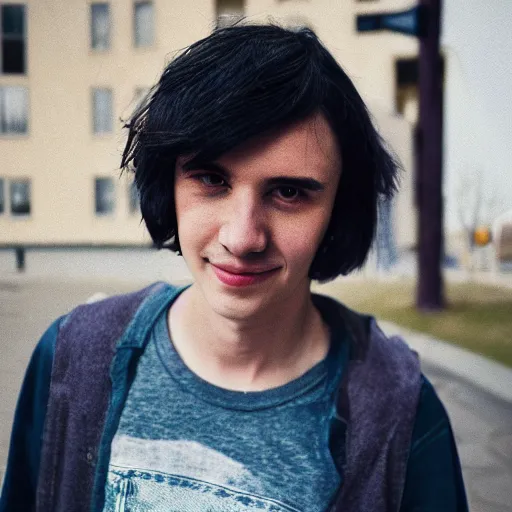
[102,339,342,512]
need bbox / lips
[209,262,279,287]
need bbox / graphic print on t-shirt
[104,434,301,512]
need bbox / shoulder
[313,293,419,371]
[59,281,178,343]
[319,292,422,421]
[63,281,172,328]
[36,282,177,375]
[411,375,452,453]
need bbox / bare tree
[455,169,504,270]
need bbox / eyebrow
[181,161,325,191]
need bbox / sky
[442,0,512,231]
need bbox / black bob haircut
[122,23,399,282]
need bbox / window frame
[0,84,29,135]
[1,3,27,75]
[128,180,139,214]
[94,176,116,215]
[90,2,111,51]
[133,0,154,48]
[92,87,113,135]
[0,177,5,215]
[9,177,31,216]
[215,0,244,29]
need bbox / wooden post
[15,247,25,272]
[416,0,446,310]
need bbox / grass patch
[314,278,512,368]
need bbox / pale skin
[168,113,342,392]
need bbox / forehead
[214,114,341,181]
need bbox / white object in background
[86,292,108,304]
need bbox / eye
[273,186,304,202]
[195,173,227,187]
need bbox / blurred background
[1,0,511,510]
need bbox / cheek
[276,211,331,267]
[174,190,217,254]
[177,207,217,253]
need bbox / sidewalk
[380,321,512,404]
[380,321,512,512]
[445,268,512,291]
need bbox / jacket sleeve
[400,376,469,512]
[0,317,62,512]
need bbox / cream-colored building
[0,0,417,251]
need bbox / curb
[379,320,512,405]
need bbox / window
[132,86,148,113]
[128,180,139,213]
[216,0,244,29]
[10,179,30,215]
[1,4,25,74]
[91,3,110,50]
[395,57,444,124]
[95,177,115,214]
[134,86,149,105]
[0,85,28,133]
[134,1,154,47]
[0,178,4,214]
[395,58,418,123]
[92,88,113,133]
[120,87,149,124]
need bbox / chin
[199,279,281,321]
[208,290,270,321]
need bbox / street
[1,276,511,511]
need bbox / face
[174,113,341,321]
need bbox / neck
[168,283,329,392]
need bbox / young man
[1,24,468,512]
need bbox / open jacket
[0,282,468,512]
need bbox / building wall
[246,0,417,111]
[372,108,415,248]
[0,0,416,248]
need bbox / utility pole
[416,0,445,310]
[357,1,446,311]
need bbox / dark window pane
[92,88,113,133]
[2,39,25,73]
[0,179,4,214]
[10,180,30,215]
[95,177,115,214]
[0,86,28,133]
[396,57,444,86]
[129,181,139,213]
[134,2,154,47]
[396,59,418,86]
[2,5,25,35]
[91,3,110,50]
[215,0,244,28]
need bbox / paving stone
[470,472,512,509]
[457,442,505,469]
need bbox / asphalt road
[1,276,511,510]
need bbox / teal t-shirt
[103,308,348,512]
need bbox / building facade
[0,0,417,250]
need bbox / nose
[218,193,268,257]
